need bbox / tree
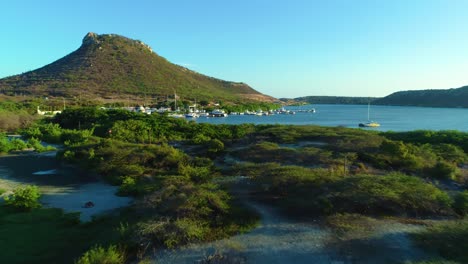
[4,185,41,210]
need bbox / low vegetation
[235,162,453,216]
[374,85,468,108]
[4,185,41,211]
[0,133,56,153]
[0,205,127,264]
[412,219,468,263]
[75,245,125,264]
[0,100,38,132]
[1,107,467,263]
[325,213,378,240]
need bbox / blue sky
[1,0,468,98]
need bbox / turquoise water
[196,104,468,131]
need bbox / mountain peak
[0,33,275,103]
[82,32,99,45]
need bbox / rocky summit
[0,32,275,103]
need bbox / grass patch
[0,206,124,264]
[326,213,378,240]
[412,219,468,263]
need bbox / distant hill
[0,32,274,103]
[292,96,379,105]
[374,86,468,108]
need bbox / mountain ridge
[286,85,468,108]
[373,85,468,108]
[0,32,275,103]
[291,96,380,105]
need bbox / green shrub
[62,129,94,145]
[208,139,224,153]
[192,133,211,144]
[178,165,213,183]
[0,136,12,153]
[62,150,76,161]
[453,191,468,216]
[429,161,460,180]
[118,177,138,196]
[10,138,28,151]
[118,164,145,178]
[27,137,44,151]
[23,123,59,142]
[166,218,207,247]
[412,219,468,263]
[326,213,378,239]
[248,165,452,216]
[75,245,124,264]
[4,185,41,210]
[135,218,208,249]
[328,173,452,215]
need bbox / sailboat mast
[367,102,370,121]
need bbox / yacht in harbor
[359,103,380,127]
[185,112,199,118]
[210,109,228,117]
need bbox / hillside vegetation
[0,33,274,103]
[2,108,468,263]
[374,85,468,108]
[293,96,379,105]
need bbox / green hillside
[374,86,468,108]
[0,33,274,103]
[293,96,380,105]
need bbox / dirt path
[151,177,437,264]
[0,152,132,222]
[153,179,339,263]
[152,197,338,264]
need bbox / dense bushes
[413,219,468,263]
[383,130,468,153]
[13,108,468,261]
[247,126,466,182]
[131,177,257,249]
[59,140,188,185]
[135,217,208,249]
[135,187,257,250]
[231,141,337,167]
[453,191,468,216]
[52,108,256,144]
[429,160,461,180]
[4,185,41,211]
[0,134,55,154]
[55,132,257,252]
[0,137,23,153]
[75,245,124,264]
[0,110,37,132]
[236,162,453,216]
[22,123,93,145]
[325,174,452,215]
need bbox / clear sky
[1,0,468,98]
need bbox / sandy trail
[0,152,132,221]
[151,178,436,264]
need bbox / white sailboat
[359,102,380,127]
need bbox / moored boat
[359,102,380,128]
[210,109,228,117]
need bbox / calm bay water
[196,104,468,132]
